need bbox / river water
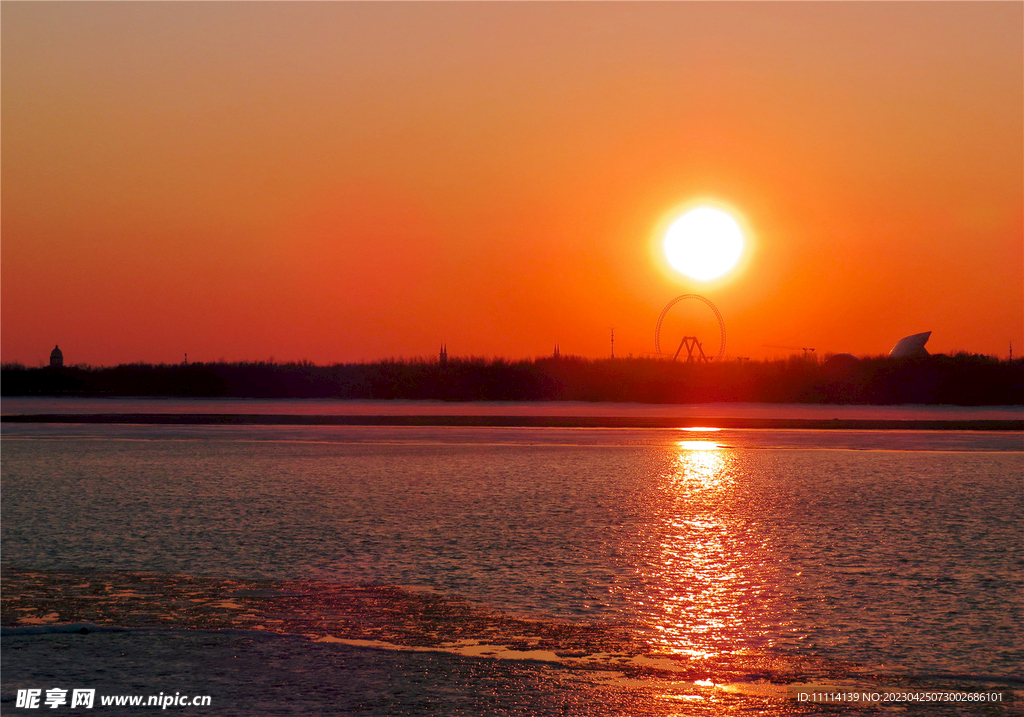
[1,412,1021,715]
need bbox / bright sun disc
[664,207,744,281]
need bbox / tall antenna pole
[609,327,615,359]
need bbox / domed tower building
[49,345,64,367]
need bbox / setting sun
[664,207,745,281]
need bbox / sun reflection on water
[677,440,721,452]
[628,438,778,660]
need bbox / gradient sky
[3,2,1021,366]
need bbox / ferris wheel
[655,294,726,361]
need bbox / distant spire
[439,343,448,367]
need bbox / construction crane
[763,344,816,358]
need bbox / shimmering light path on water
[631,440,784,659]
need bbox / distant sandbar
[3,413,1021,431]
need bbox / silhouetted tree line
[2,354,1021,405]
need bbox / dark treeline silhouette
[3,354,1021,405]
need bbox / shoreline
[4,413,1022,430]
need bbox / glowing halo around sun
[664,207,744,281]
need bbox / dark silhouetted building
[49,345,63,367]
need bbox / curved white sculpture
[888,331,931,358]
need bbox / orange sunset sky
[2,2,1021,366]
